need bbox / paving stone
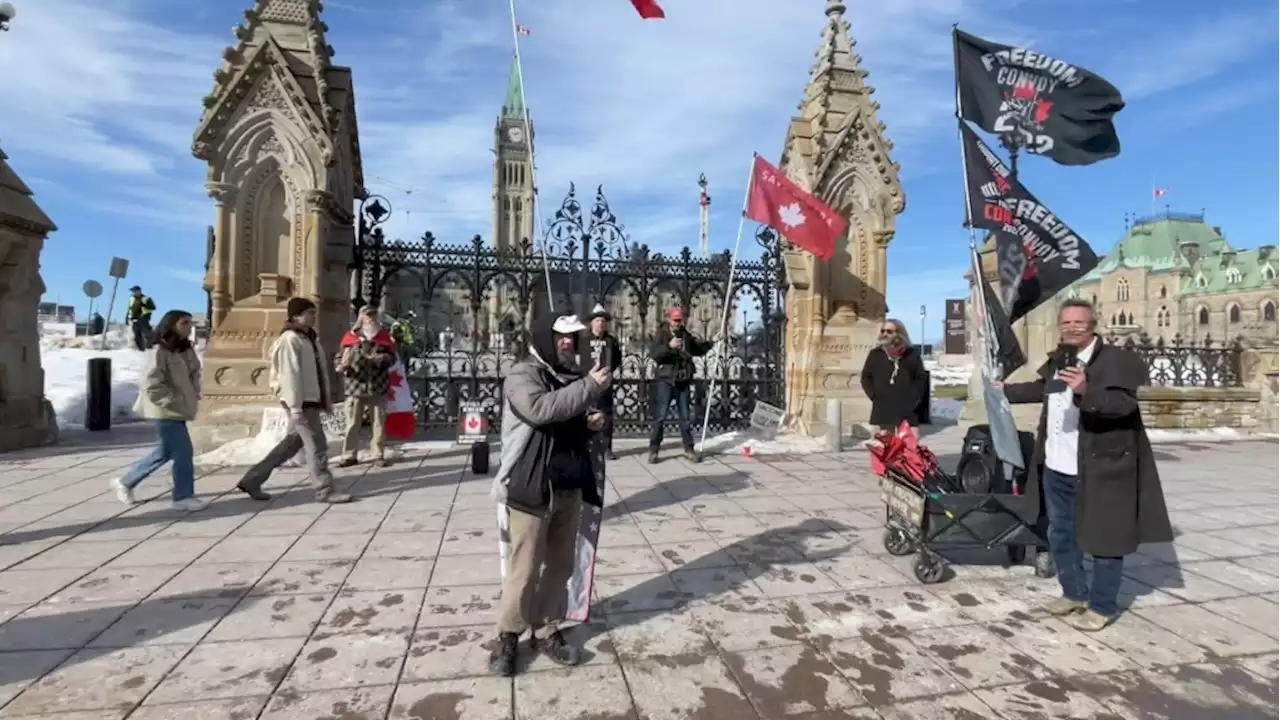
[389,676,512,719]
[205,593,334,641]
[4,645,186,714]
[515,664,636,719]
[144,638,303,704]
[724,643,869,716]
[821,630,965,706]
[1136,603,1280,658]
[127,697,269,719]
[623,655,759,720]
[279,630,409,693]
[88,595,238,648]
[318,589,424,633]
[0,600,128,651]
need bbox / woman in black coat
[860,319,928,432]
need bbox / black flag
[961,121,1099,323]
[954,28,1124,166]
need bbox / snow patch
[925,357,973,388]
[931,398,964,423]
[697,430,852,455]
[43,347,148,429]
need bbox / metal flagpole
[507,0,556,311]
[698,154,757,452]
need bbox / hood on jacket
[530,312,586,375]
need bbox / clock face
[507,127,524,143]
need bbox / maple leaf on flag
[744,155,846,261]
[779,203,806,229]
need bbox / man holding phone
[585,304,623,459]
[999,299,1171,631]
[648,306,711,464]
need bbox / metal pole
[698,155,756,452]
[507,0,555,311]
[100,278,120,351]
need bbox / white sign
[749,401,786,438]
[456,402,488,444]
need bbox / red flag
[515,24,532,36]
[629,0,665,19]
[745,155,846,261]
[1153,188,1168,198]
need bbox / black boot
[489,632,519,677]
[532,629,581,667]
[236,483,272,502]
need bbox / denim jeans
[122,420,195,502]
[1042,467,1125,616]
[648,381,694,451]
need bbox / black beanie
[286,297,317,319]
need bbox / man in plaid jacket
[336,306,396,467]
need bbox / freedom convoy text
[972,138,1086,272]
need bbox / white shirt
[1043,337,1098,476]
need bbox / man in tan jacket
[235,297,354,504]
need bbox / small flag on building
[515,24,531,36]
[1153,188,1168,198]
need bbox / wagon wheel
[1034,551,1057,579]
[913,553,947,584]
[1007,545,1027,565]
[883,527,917,557]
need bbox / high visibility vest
[128,296,153,321]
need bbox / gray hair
[883,318,911,345]
[1058,298,1097,326]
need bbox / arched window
[1228,304,1241,324]
[1226,267,1242,284]
[1195,274,1208,289]
[1156,306,1170,327]
[1264,301,1277,323]
[1264,266,1277,282]
[1110,313,1117,326]
[1197,307,1210,326]
[1116,278,1130,302]
[1159,285,1167,299]
[1090,294,1097,306]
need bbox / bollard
[470,440,491,475]
[85,357,113,431]
[825,398,842,452]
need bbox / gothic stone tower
[189,0,364,451]
[779,0,906,436]
[493,55,536,252]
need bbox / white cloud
[160,267,206,284]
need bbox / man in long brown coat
[1001,299,1172,631]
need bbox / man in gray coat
[1001,299,1172,631]
[488,312,611,677]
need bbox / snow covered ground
[925,357,973,388]
[41,329,150,430]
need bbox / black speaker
[915,370,932,425]
[85,357,113,432]
[471,440,490,476]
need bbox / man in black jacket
[584,304,623,459]
[648,307,710,464]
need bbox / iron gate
[350,185,787,437]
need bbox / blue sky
[1,0,1275,343]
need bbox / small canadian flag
[1153,188,1169,198]
[515,24,531,36]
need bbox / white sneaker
[111,478,136,506]
[171,498,208,512]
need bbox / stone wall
[1138,387,1264,430]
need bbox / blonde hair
[883,318,911,345]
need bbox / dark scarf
[885,340,909,359]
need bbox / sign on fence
[457,402,489,444]
[749,401,786,439]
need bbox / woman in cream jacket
[112,310,206,511]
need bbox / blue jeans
[1042,467,1125,616]
[122,420,196,502]
[648,381,694,451]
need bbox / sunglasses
[879,328,897,335]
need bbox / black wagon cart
[870,424,1046,584]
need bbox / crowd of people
[111,292,1166,676]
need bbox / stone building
[777,0,905,435]
[0,146,58,451]
[1008,210,1278,363]
[190,0,365,451]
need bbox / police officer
[584,304,622,459]
[127,286,157,350]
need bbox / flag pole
[698,154,756,453]
[508,0,556,311]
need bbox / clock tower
[493,54,535,252]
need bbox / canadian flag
[385,358,416,440]
[628,0,665,19]
[1153,188,1169,198]
[745,154,847,261]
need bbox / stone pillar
[205,181,236,328]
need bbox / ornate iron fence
[1104,332,1244,388]
[349,186,788,437]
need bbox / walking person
[489,311,611,677]
[111,310,206,511]
[647,307,710,464]
[126,285,156,350]
[336,306,396,468]
[584,303,622,460]
[235,297,354,504]
[1000,299,1172,631]
[860,318,928,434]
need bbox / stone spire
[0,148,56,234]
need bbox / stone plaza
[0,427,1275,719]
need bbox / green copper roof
[502,54,526,119]
[1181,248,1279,296]
[1077,213,1232,282]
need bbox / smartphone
[1055,344,1079,373]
